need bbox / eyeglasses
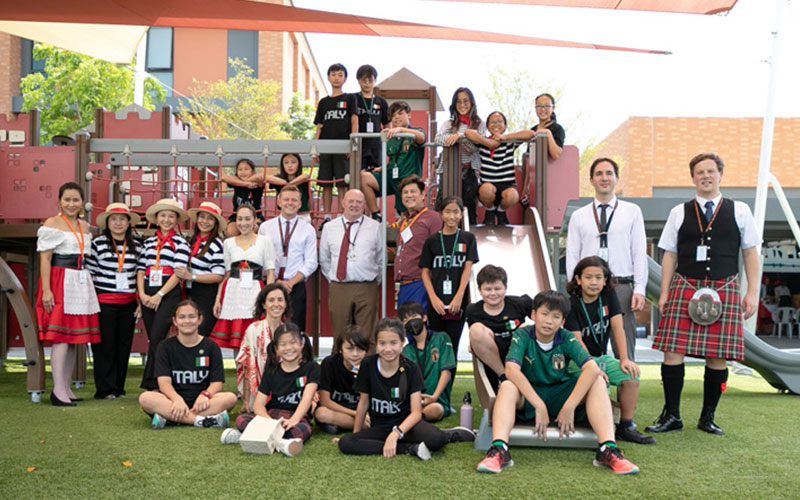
[535,104,553,109]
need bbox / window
[227,30,258,79]
[146,27,173,96]
[20,39,46,78]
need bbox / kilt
[653,274,744,360]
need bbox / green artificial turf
[0,360,798,499]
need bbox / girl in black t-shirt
[420,196,479,356]
[224,323,319,456]
[266,153,312,221]
[222,159,265,237]
[314,324,370,434]
[338,318,447,459]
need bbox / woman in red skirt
[36,182,101,406]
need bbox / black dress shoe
[50,392,77,407]
[698,409,723,435]
[644,408,683,433]
[616,423,657,444]
[70,397,84,402]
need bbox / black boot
[645,407,683,433]
[698,407,723,435]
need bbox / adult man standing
[394,175,442,309]
[566,158,647,361]
[319,189,382,339]
[258,185,318,332]
[646,153,759,436]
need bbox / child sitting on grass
[564,257,655,445]
[221,323,319,457]
[476,290,639,475]
[138,300,237,430]
[314,325,370,434]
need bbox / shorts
[567,354,637,387]
[483,181,517,206]
[516,377,586,423]
[318,154,349,187]
[370,170,404,213]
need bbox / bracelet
[392,425,404,439]
[201,390,211,398]
[157,291,165,297]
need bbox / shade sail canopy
[0,0,668,64]
[422,0,739,15]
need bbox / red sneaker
[476,445,514,474]
[593,445,639,475]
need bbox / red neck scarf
[459,115,470,125]
[155,229,177,252]
[190,234,209,258]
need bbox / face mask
[404,318,425,336]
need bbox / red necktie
[336,222,352,282]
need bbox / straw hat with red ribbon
[96,202,142,229]
[187,201,227,232]
[145,198,189,225]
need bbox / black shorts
[318,154,349,187]
[483,181,517,206]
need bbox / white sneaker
[151,413,167,430]
[277,438,303,457]
[415,442,431,461]
[202,410,230,428]
[220,428,241,445]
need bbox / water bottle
[460,392,473,429]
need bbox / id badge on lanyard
[401,227,413,244]
[392,167,399,179]
[78,269,88,284]
[115,272,129,291]
[696,245,708,261]
[598,246,609,262]
[442,279,453,296]
[148,268,163,287]
[240,270,254,289]
[366,121,374,133]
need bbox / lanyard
[579,295,605,348]
[112,238,127,272]
[60,214,85,269]
[360,93,375,115]
[439,229,461,271]
[694,199,722,235]
[343,217,363,246]
[400,207,427,233]
[591,200,618,247]
[280,218,298,257]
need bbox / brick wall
[0,33,21,119]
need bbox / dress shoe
[616,422,657,444]
[644,408,682,433]
[70,397,84,402]
[698,409,723,435]
[50,392,77,407]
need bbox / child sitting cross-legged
[476,290,640,475]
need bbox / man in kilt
[646,153,760,436]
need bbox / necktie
[599,204,609,231]
[704,201,714,223]
[279,220,289,280]
[336,222,352,282]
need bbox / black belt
[230,262,263,279]
[616,276,634,284]
[52,254,80,269]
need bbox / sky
[296,0,800,149]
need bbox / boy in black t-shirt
[352,64,389,171]
[315,325,370,434]
[138,300,237,429]
[466,265,532,391]
[314,63,358,226]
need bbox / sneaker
[495,211,510,226]
[320,423,341,435]
[278,438,303,457]
[593,445,639,475]
[616,422,657,445]
[412,441,431,461]
[476,445,513,473]
[202,410,229,428]
[443,426,476,443]
[220,428,242,445]
[151,413,167,430]
[371,212,382,223]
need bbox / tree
[179,58,287,140]
[20,43,165,141]
[486,67,564,133]
[280,93,316,140]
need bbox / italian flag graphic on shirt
[390,387,400,398]
[373,103,381,110]
[457,243,466,252]
[504,319,519,331]
[295,376,307,388]
[337,101,347,109]
[196,356,209,367]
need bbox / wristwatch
[192,274,197,282]
[392,425,404,439]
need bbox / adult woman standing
[178,202,226,337]
[211,205,276,349]
[36,182,101,406]
[137,198,191,390]
[85,203,141,399]
[434,87,486,224]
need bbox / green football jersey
[506,325,591,386]
[403,330,456,414]
[387,127,425,179]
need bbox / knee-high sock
[662,363,685,417]
[702,366,728,413]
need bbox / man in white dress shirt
[566,157,647,361]
[319,189,382,340]
[258,185,318,332]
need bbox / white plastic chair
[773,307,795,339]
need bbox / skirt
[210,278,262,348]
[653,274,744,360]
[35,266,100,344]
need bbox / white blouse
[36,226,92,255]
[223,234,276,271]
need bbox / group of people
[33,61,760,476]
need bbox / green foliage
[20,43,165,141]
[486,67,563,133]
[179,58,286,140]
[280,93,317,140]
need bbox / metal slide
[645,258,800,395]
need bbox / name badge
[148,269,163,287]
[696,245,708,262]
[348,247,357,261]
[240,270,254,289]
[442,279,453,296]
[78,270,88,284]
[366,121,374,133]
[598,246,609,262]
[115,272,129,291]
[276,256,288,269]
[401,227,413,244]
[392,167,399,179]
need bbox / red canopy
[0,0,669,56]
[422,0,739,15]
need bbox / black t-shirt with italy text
[418,230,479,304]
[314,94,357,140]
[563,289,622,357]
[258,359,321,412]
[154,336,225,405]
[353,354,425,429]
[319,352,360,411]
